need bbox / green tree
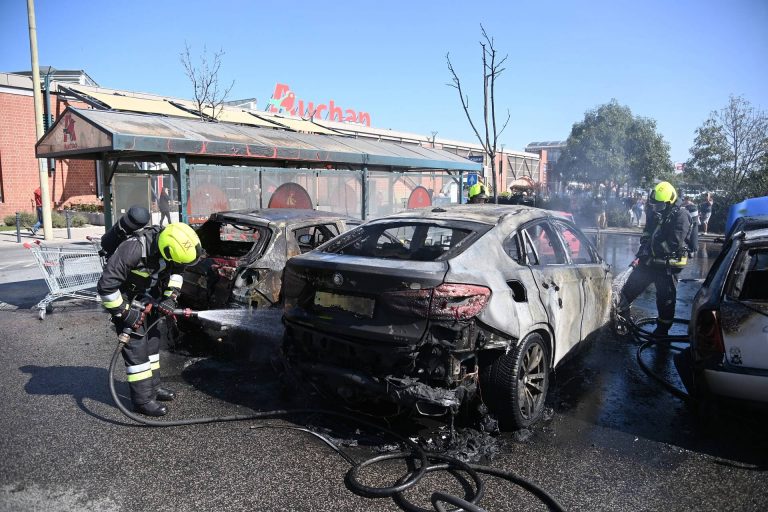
[557,100,673,193]
[685,95,768,202]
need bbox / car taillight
[694,308,724,356]
[429,283,491,320]
[381,284,491,321]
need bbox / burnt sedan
[180,209,358,311]
[282,205,612,429]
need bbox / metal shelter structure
[36,107,481,226]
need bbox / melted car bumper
[291,361,461,415]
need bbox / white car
[282,205,612,429]
[685,216,768,404]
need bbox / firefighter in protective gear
[617,182,692,336]
[468,181,489,204]
[97,222,202,416]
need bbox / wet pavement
[1,233,766,511]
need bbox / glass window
[553,221,597,264]
[522,222,566,265]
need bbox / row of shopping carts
[24,237,103,319]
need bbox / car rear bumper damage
[290,361,461,415]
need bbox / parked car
[281,204,612,429]
[683,215,768,406]
[180,209,358,312]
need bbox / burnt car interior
[328,222,477,261]
[730,248,768,301]
[294,224,339,253]
[196,220,269,258]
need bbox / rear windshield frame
[196,219,271,259]
[319,219,492,261]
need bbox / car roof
[728,215,768,239]
[744,228,768,241]
[209,208,356,225]
[367,204,567,226]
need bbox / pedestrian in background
[632,196,644,228]
[699,193,714,234]
[157,187,171,226]
[30,187,42,236]
[593,195,607,229]
[682,196,699,255]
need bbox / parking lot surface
[0,233,766,511]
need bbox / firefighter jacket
[97,228,185,315]
[637,200,692,268]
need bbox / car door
[551,219,612,341]
[520,220,584,361]
[722,245,768,373]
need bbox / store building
[0,70,100,218]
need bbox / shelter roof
[36,107,482,172]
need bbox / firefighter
[617,181,692,336]
[468,180,489,204]
[97,222,202,416]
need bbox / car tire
[482,333,550,430]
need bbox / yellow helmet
[157,223,202,264]
[650,181,677,204]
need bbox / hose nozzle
[172,308,198,319]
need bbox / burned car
[683,216,768,406]
[281,205,612,429]
[180,209,358,311]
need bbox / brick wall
[0,90,99,218]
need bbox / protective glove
[156,296,178,317]
[113,303,145,331]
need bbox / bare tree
[447,25,510,203]
[180,42,235,121]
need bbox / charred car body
[282,205,612,429]
[180,209,358,313]
[684,216,768,406]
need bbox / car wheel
[482,333,550,430]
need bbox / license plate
[314,291,375,318]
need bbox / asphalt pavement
[0,229,765,512]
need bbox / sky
[1,0,766,163]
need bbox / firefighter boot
[134,400,168,417]
[156,387,176,402]
[150,359,175,402]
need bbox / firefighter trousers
[618,264,679,327]
[122,317,164,405]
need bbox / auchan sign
[265,83,371,126]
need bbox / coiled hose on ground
[618,313,693,401]
[109,318,565,512]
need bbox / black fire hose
[617,313,693,402]
[108,316,566,512]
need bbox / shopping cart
[24,240,104,319]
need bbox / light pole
[26,0,53,240]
